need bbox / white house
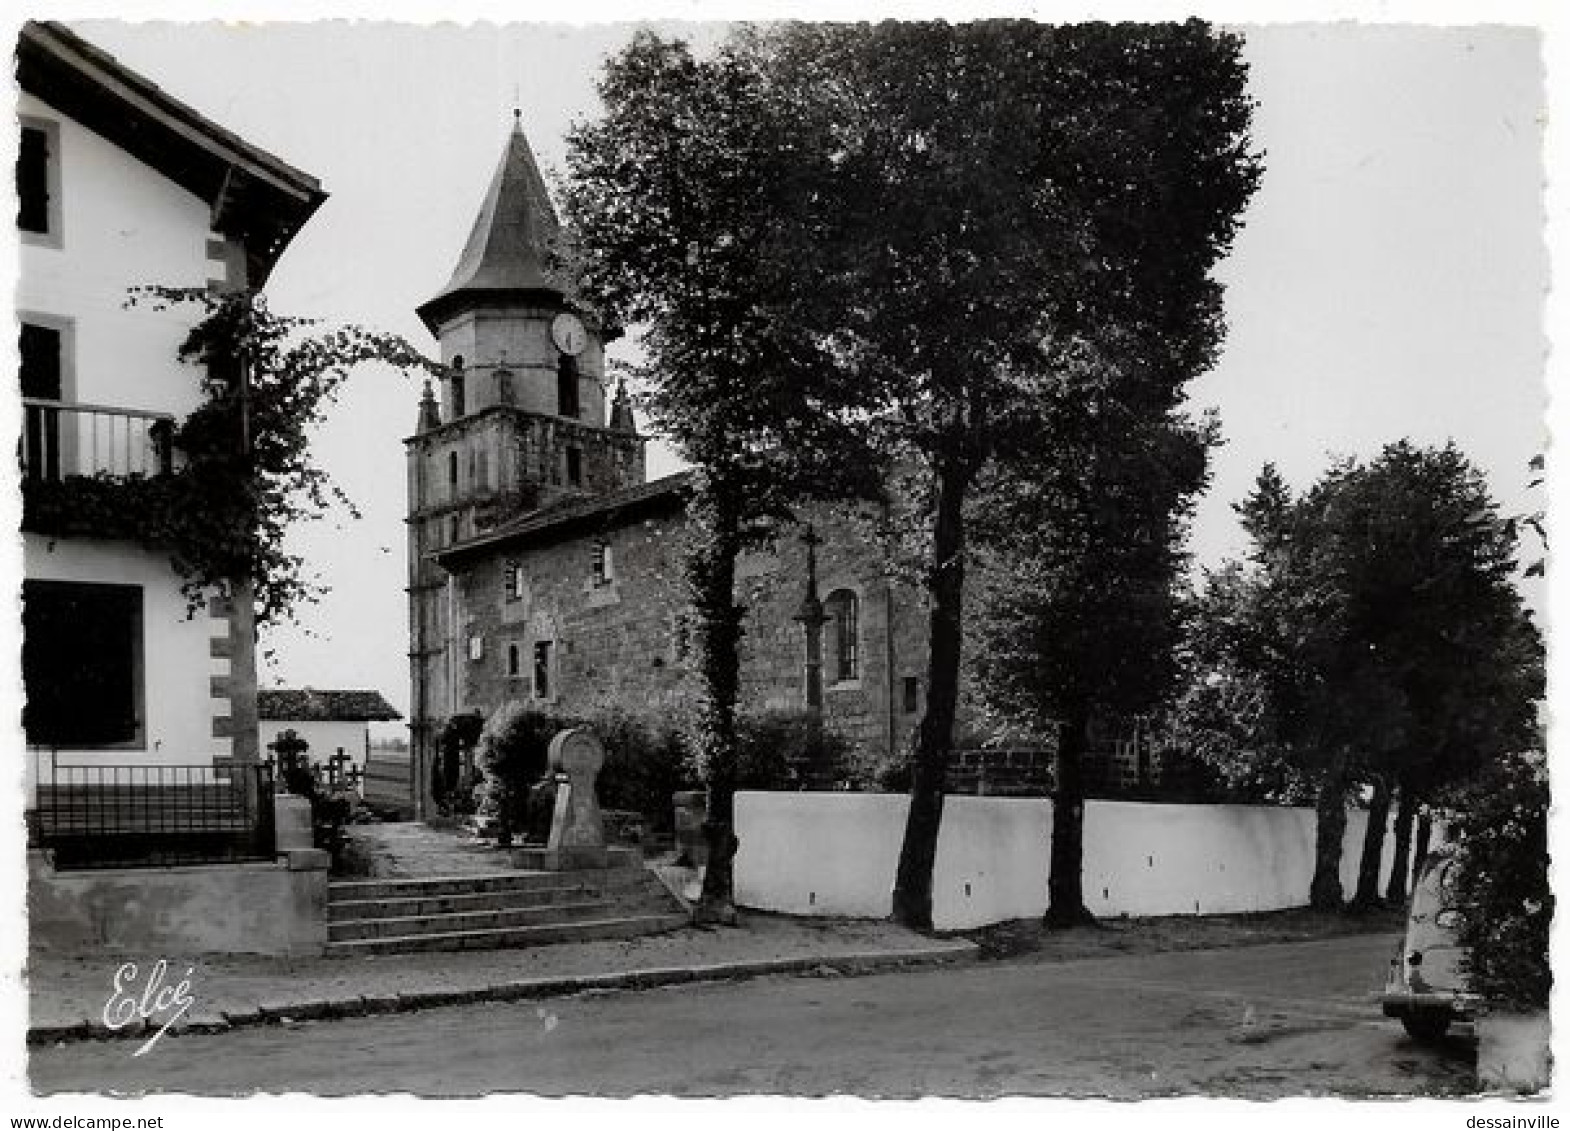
[258,688,403,784]
[18,20,324,816]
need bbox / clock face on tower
[551,311,589,357]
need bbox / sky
[45,14,1552,725]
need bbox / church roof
[417,114,567,334]
[436,471,695,566]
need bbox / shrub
[1444,748,1551,1011]
[433,711,484,815]
[587,708,696,836]
[735,709,856,790]
[474,703,562,836]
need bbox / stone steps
[324,867,689,956]
[324,912,691,956]
[328,883,598,921]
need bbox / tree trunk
[891,456,968,930]
[1351,775,1391,910]
[1411,812,1433,891]
[689,485,745,927]
[1384,784,1418,905]
[1045,702,1096,929]
[1309,751,1349,910]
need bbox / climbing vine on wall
[22,286,439,625]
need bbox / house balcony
[22,398,177,481]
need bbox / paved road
[32,932,1476,1098]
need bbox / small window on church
[903,676,920,714]
[533,641,553,700]
[825,589,859,683]
[448,451,459,491]
[565,446,583,487]
[507,643,521,678]
[450,358,467,418]
[591,541,614,587]
[504,562,526,602]
[557,354,580,418]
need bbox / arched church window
[825,589,859,683]
[557,353,580,419]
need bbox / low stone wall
[28,850,329,957]
[734,792,1398,930]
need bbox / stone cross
[328,748,353,790]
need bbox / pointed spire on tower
[416,378,442,433]
[417,113,566,334]
[609,379,638,434]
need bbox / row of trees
[1174,444,1544,910]
[562,20,1262,926]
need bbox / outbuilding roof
[258,689,402,723]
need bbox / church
[404,117,937,819]
[404,117,1193,820]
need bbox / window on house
[17,120,58,239]
[20,321,63,481]
[507,643,521,678]
[565,446,583,487]
[533,641,554,700]
[591,541,614,587]
[23,580,143,747]
[557,353,580,418]
[825,589,859,683]
[903,676,920,714]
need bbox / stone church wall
[451,496,932,768]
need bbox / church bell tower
[405,112,645,817]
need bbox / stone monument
[512,727,639,871]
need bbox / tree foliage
[1445,749,1551,1010]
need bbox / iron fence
[30,759,276,870]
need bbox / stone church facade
[406,119,932,817]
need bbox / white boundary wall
[734,792,1399,930]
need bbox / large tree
[971,372,1218,927]
[749,21,1259,927]
[562,33,877,923]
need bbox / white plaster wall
[23,535,217,777]
[734,792,1401,930]
[260,720,369,768]
[17,91,216,418]
[734,792,908,917]
[19,93,233,801]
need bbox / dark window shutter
[23,581,142,746]
[17,125,49,234]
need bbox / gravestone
[512,727,638,871]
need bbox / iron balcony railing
[21,398,176,480]
[29,758,277,870]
